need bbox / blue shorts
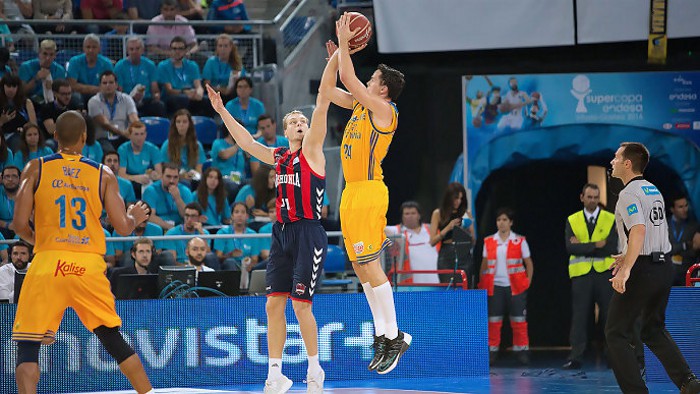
[267,219,327,302]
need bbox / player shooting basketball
[322,13,410,375]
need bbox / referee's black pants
[605,258,693,393]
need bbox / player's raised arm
[320,41,354,109]
[207,84,275,165]
[13,159,40,244]
[102,165,150,236]
[336,13,393,122]
[302,94,330,174]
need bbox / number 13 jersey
[34,153,106,255]
[340,101,398,183]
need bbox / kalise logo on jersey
[54,259,87,277]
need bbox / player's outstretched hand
[326,40,338,60]
[128,201,151,226]
[326,40,365,60]
[206,84,225,114]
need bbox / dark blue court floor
[77,351,681,394]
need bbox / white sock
[361,282,386,336]
[373,282,398,340]
[144,390,155,394]
[268,358,283,380]
[307,354,322,376]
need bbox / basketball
[346,12,372,49]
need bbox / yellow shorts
[340,181,391,263]
[12,250,121,343]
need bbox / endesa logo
[54,259,87,277]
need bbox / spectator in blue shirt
[102,151,137,205]
[196,167,232,226]
[67,34,114,107]
[112,202,165,265]
[114,36,166,117]
[18,39,67,105]
[160,109,206,183]
[202,34,246,103]
[13,123,53,169]
[250,114,288,174]
[0,165,19,239]
[118,121,163,194]
[224,76,265,136]
[163,202,211,264]
[208,0,251,34]
[157,36,209,116]
[214,202,260,271]
[143,162,195,230]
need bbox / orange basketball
[347,12,372,49]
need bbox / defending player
[208,56,333,392]
[12,111,153,393]
[321,13,409,374]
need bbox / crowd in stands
[0,0,343,290]
[0,0,251,53]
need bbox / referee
[606,142,699,393]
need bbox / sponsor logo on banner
[669,93,697,101]
[693,121,700,130]
[569,75,645,121]
[676,123,691,129]
[663,123,673,130]
[674,75,693,86]
[571,75,592,113]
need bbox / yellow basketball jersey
[341,100,398,183]
[34,153,106,255]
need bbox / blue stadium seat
[192,116,218,146]
[141,116,170,145]
[56,49,80,70]
[324,245,347,274]
[321,244,353,291]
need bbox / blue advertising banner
[462,72,700,214]
[0,291,488,393]
[464,71,700,167]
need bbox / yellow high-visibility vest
[568,210,615,278]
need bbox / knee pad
[16,341,41,367]
[94,326,135,365]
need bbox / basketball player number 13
[55,195,87,230]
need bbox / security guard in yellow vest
[562,183,618,369]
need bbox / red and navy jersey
[274,147,325,223]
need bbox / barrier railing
[387,269,469,290]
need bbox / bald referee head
[55,110,87,150]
